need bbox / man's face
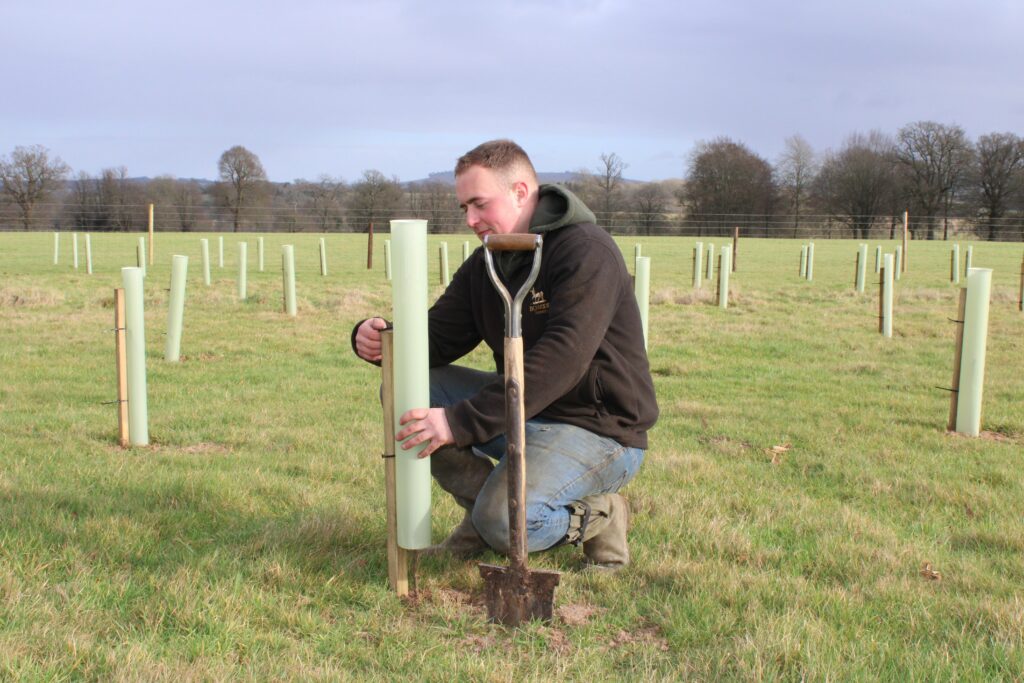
[455,165,527,241]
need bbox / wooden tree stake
[380,329,409,596]
[947,288,967,431]
[367,222,374,270]
[114,288,129,448]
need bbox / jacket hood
[529,184,597,234]
[497,184,596,278]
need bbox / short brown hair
[455,139,537,185]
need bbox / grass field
[1,230,1022,680]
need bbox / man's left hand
[396,407,454,458]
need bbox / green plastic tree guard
[282,245,297,316]
[951,244,960,284]
[875,245,882,273]
[137,237,146,277]
[200,239,211,286]
[806,242,815,281]
[121,267,149,445]
[462,241,470,264]
[634,244,642,274]
[706,243,714,280]
[894,246,902,282]
[384,239,392,281]
[693,242,703,289]
[964,245,973,276]
[73,233,79,269]
[800,245,808,278]
[856,244,867,293]
[53,232,59,265]
[882,254,894,338]
[258,236,265,272]
[319,237,327,276]
[440,242,449,286]
[390,219,432,550]
[85,234,93,274]
[218,236,224,268]
[165,255,188,362]
[634,256,650,350]
[955,268,992,436]
[719,247,731,309]
[238,243,248,300]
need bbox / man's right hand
[354,317,389,362]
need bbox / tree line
[2,122,1022,240]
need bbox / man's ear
[512,180,530,206]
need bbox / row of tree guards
[79,222,1017,448]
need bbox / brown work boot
[422,445,494,559]
[570,493,631,570]
[422,510,488,559]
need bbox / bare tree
[973,132,1024,241]
[295,175,346,231]
[349,169,403,229]
[628,182,670,235]
[217,145,267,231]
[147,176,204,231]
[407,179,457,232]
[683,138,776,236]
[0,145,70,229]
[814,132,895,239]
[894,121,973,239]
[775,135,818,237]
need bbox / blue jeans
[430,365,645,553]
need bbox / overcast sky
[2,0,1021,183]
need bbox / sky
[2,0,1022,183]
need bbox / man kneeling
[352,139,658,568]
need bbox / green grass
[1,230,1022,680]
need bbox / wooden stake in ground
[732,226,738,272]
[947,288,967,431]
[902,210,908,273]
[380,329,410,596]
[114,288,129,448]
[367,223,374,270]
[1018,252,1023,312]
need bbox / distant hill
[408,170,652,186]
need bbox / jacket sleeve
[445,231,622,446]
[426,256,484,368]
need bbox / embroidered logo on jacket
[528,288,549,314]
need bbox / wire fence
[2,202,1023,241]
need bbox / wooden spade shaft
[478,232,559,625]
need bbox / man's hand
[396,407,454,458]
[354,317,389,362]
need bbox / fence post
[380,330,409,596]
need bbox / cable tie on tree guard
[381,453,395,459]
[935,387,958,393]
[947,317,964,324]
[101,399,128,405]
